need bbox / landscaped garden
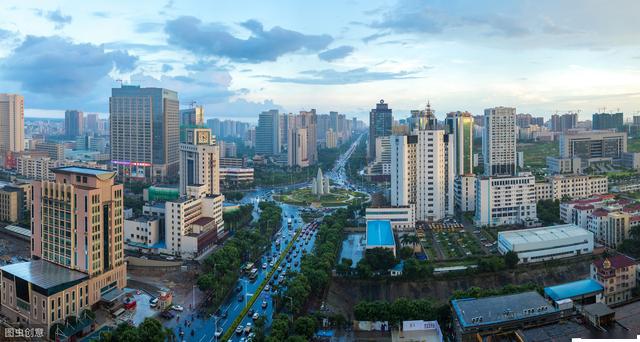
[274,187,368,207]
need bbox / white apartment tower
[179,128,220,196]
[391,106,454,222]
[483,107,517,176]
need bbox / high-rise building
[180,105,204,127]
[391,125,454,221]
[550,113,577,132]
[65,110,84,138]
[593,112,624,132]
[483,107,517,176]
[0,94,24,165]
[206,118,221,137]
[179,128,220,196]
[0,167,127,332]
[531,117,545,126]
[326,128,338,148]
[515,113,532,128]
[85,113,99,133]
[299,110,317,164]
[256,110,281,156]
[369,100,393,160]
[288,127,309,167]
[445,111,474,176]
[110,85,179,182]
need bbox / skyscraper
[483,107,517,176]
[256,110,281,156]
[179,128,220,196]
[0,167,126,331]
[445,111,474,176]
[109,85,180,182]
[369,100,393,160]
[65,109,84,138]
[0,93,24,157]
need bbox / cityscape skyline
[1,1,639,121]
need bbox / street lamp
[213,314,220,342]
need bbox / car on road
[237,294,243,302]
[160,311,174,319]
[294,261,299,266]
[235,325,243,335]
[171,305,184,311]
[261,300,268,308]
[269,261,274,267]
[149,297,158,307]
[252,312,260,320]
[262,263,267,269]
[264,285,270,291]
[277,266,282,272]
[244,323,252,334]
[221,310,228,319]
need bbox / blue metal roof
[54,166,113,176]
[544,279,604,301]
[366,220,394,246]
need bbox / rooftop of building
[583,302,614,317]
[498,224,591,245]
[0,259,89,294]
[568,194,616,205]
[192,217,215,226]
[451,291,558,329]
[544,279,604,302]
[219,167,254,172]
[128,215,159,223]
[53,166,116,179]
[366,220,395,246]
[593,255,636,271]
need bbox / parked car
[172,305,184,311]
[235,325,243,335]
[252,312,259,320]
[161,311,174,319]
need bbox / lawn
[628,137,640,153]
[276,187,367,207]
[517,141,558,169]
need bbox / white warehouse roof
[499,224,590,245]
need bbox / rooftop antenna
[598,106,606,113]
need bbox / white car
[171,304,184,311]
[252,312,259,320]
[214,329,223,337]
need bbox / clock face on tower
[198,131,210,144]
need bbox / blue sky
[1,0,639,122]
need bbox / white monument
[311,168,330,196]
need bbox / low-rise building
[365,220,396,256]
[454,174,476,212]
[622,152,640,170]
[365,205,415,231]
[534,175,607,201]
[591,255,637,305]
[451,291,560,342]
[474,172,537,227]
[497,224,593,264]
[220,168,254,187]
[392,320,442,342]
[588,210,630,248]
[0,185,25,223]
[124,216,162,251]
[546,156,581,175]
[544,279,604,307]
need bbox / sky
[1,0,639,122]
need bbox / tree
[356,261,373,278]
[400,234,419,247]
[398,246,414,260]
[504,251,519,269]
[138,318,165,342]
[362,247,397,272]
[294,316,317,339]
[286,336,308,342]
